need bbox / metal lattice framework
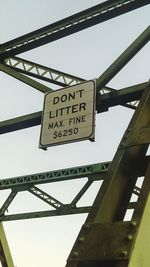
[0,0,149,57]
[0,1,150,267]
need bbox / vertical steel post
[128,161,150,267]
[66,85,150,267]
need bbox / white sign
[39,80,96,148]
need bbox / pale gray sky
[0,1,149,267]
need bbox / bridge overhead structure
[0,1,150,267]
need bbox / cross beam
[0,162,109,190]
[0,155,148,222]
[0,82,147,134]
[4,56,84,87]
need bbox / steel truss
[66,83,150,267]
[0,155,149,222]
[0,0,149,58]
[0,0,149,267]
[4,56,85,87]
[0,161,109,221]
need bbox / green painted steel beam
[128,162,150,267]
[0,28,148,135]
[0,181,145,222]
[66,84,150,267]
[0,111,42,134]
[96,26,150,92]
[0,162,110,190]
[0,82,147,134]
[4,56,84,87]
[91,87,150,224]
[0,154,148,221]
[3,56,145,107]
[71,180,93,206]
[122,126,150,147]
[2,56,142,110]
[2,27,149,97]
[128,195,150,267]
[28,186,64,209]
[0,223,14,267]
[0,206,91,222]
[0,191,17,216]
[96,82,147,112]
[0,0,149,58]
[0,63,52,94]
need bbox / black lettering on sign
[69,115,86,125]
[79,102,86,111]
[53,128,79,139]
[53,97,59,105]
[76,89,84,98]
[72,104,78,113]
[49,102,86,119]
[48,120,64,129]
[53,89,85,105]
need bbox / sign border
[39,80,96,149]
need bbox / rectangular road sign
[39,80,96,148]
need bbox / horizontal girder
[0,206,91,222]
[0,156,148,221]
[0,62,52,93]
[0,0,149,58]
[3,57,146,102]
[4,56,84,87]
[3,56,139,102]
[0,162,109,190]
[0,155,148,191]
[0,82,147,134]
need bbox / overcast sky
[0,1,149,267]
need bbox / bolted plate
[68,221,138,262]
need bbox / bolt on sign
[39,80,96,148]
